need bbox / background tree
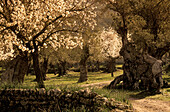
[78,32,99,82]
[100,28,122,77]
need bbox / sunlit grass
[116,64,123,68]
[145,88,170,101]
[0,67,169,102]
[23,70,123,88]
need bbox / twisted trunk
[108,44,164,92]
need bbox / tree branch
[39,29,79,46]
[33,15,63,40]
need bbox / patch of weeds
[91,88,130,103]
[0,83,36,89]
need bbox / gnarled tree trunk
[1,55,28,84]
[108,44,164,92]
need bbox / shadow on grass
[164,77,170,83]
[129,91,162,99]
[167,89,170,92]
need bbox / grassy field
[22,70,122,89]
[22,69,134,102]
[21,70,170,102]
[0,65,170,102]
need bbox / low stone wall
[0,88,133,112]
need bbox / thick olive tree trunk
[1,55,28,84]
[108,44,163,92]
[78,45,89,83]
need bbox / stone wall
[0,88,133,112]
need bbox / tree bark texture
[108,44,164,92]
[40,58,48,80]
[78,45,89,83]
[78,58,88,83]
[1,55,28,84]
[32,50,45,88]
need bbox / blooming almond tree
[0,0,97,87]
[100,28,122,77]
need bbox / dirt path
[80,81,170,112]
[130,98,170,112]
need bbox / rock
[113,109,124,112]
[116,103,127,110]
[126,109,133,112]
[47,89,54,96]
[20,101,28,106]
[0,89,133,112]
[78,89,85,96]
[54,88,61,95]
[80,97,91,105]
[72,91,78,99]
[9,101,14,106]
[14,89,20,95]
[65,94,72,98]
[89,92,98,98]
[83,88,91,98]
[39,88,46,95]
[84,88,91,94]
[25,89,30,96]
[47,90,51,96]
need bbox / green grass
[91,88,132,103]
[163,73,170,84]
[0,68,170,102]
[22,70,123,89]
[116,64,123,69]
